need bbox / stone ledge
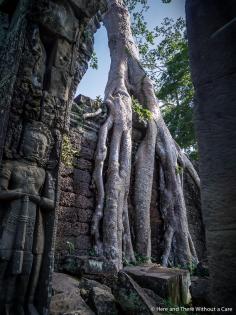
[62,255,117,278]
[124,264,191,305]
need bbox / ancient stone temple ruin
[56,95,206,265]
[49,94,208,313]
[0,0,101,313]
[0,0,209,314]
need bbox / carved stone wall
[0,1,102,313]
[57,95,206,265]
[56,95,105,262]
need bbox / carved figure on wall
[0,0,102,312]
[0,122,55,315]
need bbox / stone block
[115,271,160,315]
[60,192,76,207]
[74,181,94,198]
[47,66,71,100]
[60,222,90,237]
[76,195,94,209]
[74,169,92,184]
[60,176,74,193]
[80,278,112,294]
[58,207,78,222]
[79,278,118,315]
[33,1,79,42]
[75,158,93,171]
[70,130,82,150]
[75,236,92,250]
[54,39,72,69]
[50,273,95,315]
[74,222,90,235]
[58,206,93,227]
[79,146,95,160]
[62,256,117,277]
[124,265,191,305]
[89,286,118,315]
[60,165,74,177]
[68,0,100,18]
[81,136,97,151]
[78,209,93,223]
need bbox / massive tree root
[91,0,200,270]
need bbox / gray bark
[92,0,199,270]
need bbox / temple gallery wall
[0,0,210,314]
[0,0,102,312]
[56,95,206,266]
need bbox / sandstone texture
[114,271,161,315]
[50,273,95,315]
[57,95,206,267]
[124,265,191,305]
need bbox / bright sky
[76,0,185,99]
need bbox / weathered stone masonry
[0,1,102,313]
[57,95,206,264]
[57,95,105,261]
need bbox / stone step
[62,255,117,278]
[50,273,95,315]
[124,264,191,305]
[115,271,162,315]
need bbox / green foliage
[88,248,98,257]
[151,18,197,159]
[171,261,198,276]
[124,0,148,12]
[182,261,209,277]
[118,291,141,310]
[125,46,131,56]
[135,252,149,264]
[125,1,198,159]
[90,51,98,69]
[123,252,150,267]
[94,95,103,107]
[122,257,132,267]
[136,17,197,159]
[91,1,197,159]
[61,135,80,167]
[132,96,152,125]
[66,241,75,255]
[175,164,183,175]
[185,262,198,276]
[170,262,209,277]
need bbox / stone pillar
[186,0,236,309]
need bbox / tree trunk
[92,0,200,270]
[186,0,236,309]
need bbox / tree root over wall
[91,0,200,270]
